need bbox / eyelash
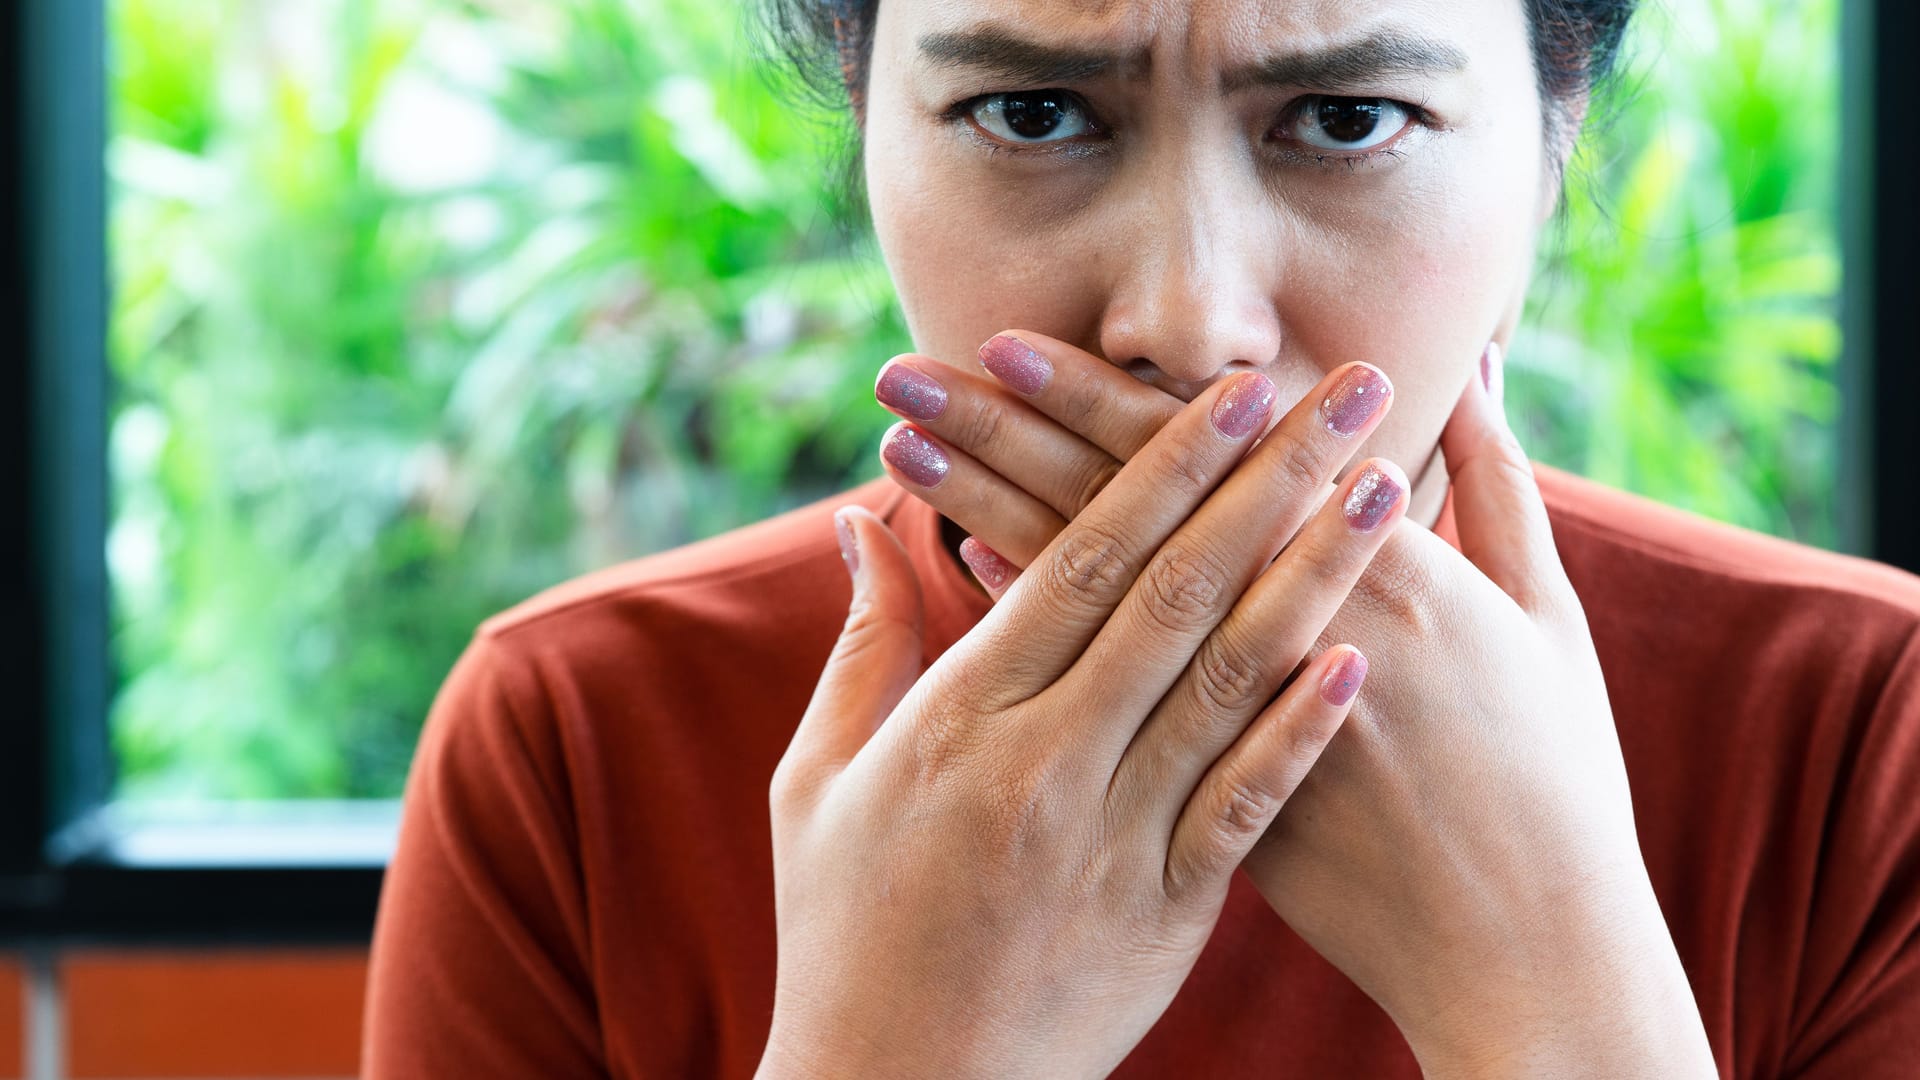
[940,90,1436,169]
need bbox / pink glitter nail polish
[1211,372,1278,439]
[1322,365,1393,437]
[979,334,1052,396]
[833,509,860,578]
[876,362,949,421]
[1319,648,1369,706]
[1342,463,1403,532]
[958,536,1014,592]
[882,425,951,488]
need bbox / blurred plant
[109,0,906,799]
[106,0,1841,800]
[1516,0,1841,543]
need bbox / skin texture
[763,0,1721,1075]
[864,0,1551,522]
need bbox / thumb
[1438,341,1574,616]
[788,506,927,775]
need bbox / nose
[1096,160,1283,397]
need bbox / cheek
[868,133,1101,364]
[1277,146,1542,457]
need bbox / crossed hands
[758,333,1716,1079]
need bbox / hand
[762,364,1410,1078]
[874,333,1717,1077]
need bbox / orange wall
[0,956,19,1080]
[2,950,366,1079]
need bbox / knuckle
[836,602,918,662]
[767,754,816,819]
[1290,533,1353,593]
[1159,441,1219,499]
[1190,630,1270,716]
[965,757,1055,863]
[953,398,1007,455]
[1066,454,1122,515]
[1349,531,1438,632]
[1485,445,1539,493]
[1041,524,1135,606]
[1058,386,1099,426]
[1214,777,1277,844]
[1139,545,1233,635]
[1276,701,1343,767]
[1265,427,1332,494]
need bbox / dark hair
[756,0,1638,215]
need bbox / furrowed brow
[1223,33,1469,93]
[916,28,1137,84]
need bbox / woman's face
[863,0,1561,505]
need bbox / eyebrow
[917,28,1138,84]
[916,27,1468,92]
[1222,32,1469,92]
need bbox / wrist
[759,1000,1003,1080]
[1394,885,1716,1079]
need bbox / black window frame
[2,0,1913,944]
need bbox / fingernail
[1343,462,1403,532]
[979,334,1052,396]
[834,509,860,579]
[1322,364,1393,437]
[1320,648,1369,706]
[1211,372,1278,439]
[882,425,951,488]
[1485,340,1506,408]
[876,361,948,422]
[958,536,1014,592]
[1480,344,1494,391]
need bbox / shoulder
[476,477,904,654]
[414,477,906,802]
[1537,464,1920,659]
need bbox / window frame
[1,0,1912,943]
[3,0,380,944]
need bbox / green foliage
[107,0,1841,800]
[1516,0,1841,543]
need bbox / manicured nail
[833,509,860,578]
[1342,462,1403,532]
[1211,372,1277,439]
[882,425,951,488]
[979,334,1052,396]
[1322,364,1393,437]
[958,536,1014,592]
[1479,342,1495,392]
[1484,340,1506,408]
[876,361,948,422]
[1320,647,1369,706]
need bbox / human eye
[1277,96,1420,157]
[961,89,1098,146]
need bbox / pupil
[1317,100,1383,143]
[1004,93,1066,139]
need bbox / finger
[1437,341,1574,616]
[966,371,1277,707]
[877,355,1121,524]
[775,507,925,805]
[1113,457,1409,827]
[879,422,1064,566]
[1059,362,1394,733]
[1160,644,1366,905]
[978,331,1184,460]
[958,536,1019,603]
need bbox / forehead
[906,0,1493,55]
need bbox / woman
[363,0,1920,1076]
